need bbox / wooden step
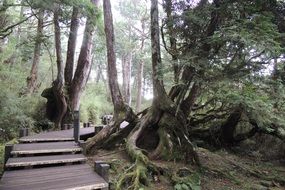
[11,142,82,156]
[0,164,108,190]
[18,128,96,143]
[5,154,86,168]
[19,138,74,143]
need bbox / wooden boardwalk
[1,164,108,190]
[0,126,108,190]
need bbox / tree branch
[0,13,34,39]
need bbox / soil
[87,147,285,190]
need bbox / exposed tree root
[116,106,202,189]
[86,103,138,153]
[116,160,150,190]
[116,110,161,189]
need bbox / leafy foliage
[80,82,113,123]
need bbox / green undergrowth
[80,82,113,123]
[173,170,201,190]
[0,139,18,177]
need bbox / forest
[0,0,285,189]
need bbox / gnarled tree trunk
[42,4,67,130]
[87,1,201,189]
[52,4,67,129]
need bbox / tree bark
[103,0,125,115]
[221,106,243,144]
[122,52,132,105]
[181,82,200,117]
[26,10,44,94]
[54,5,64,84]
[70,0,99,111]
[163,0,180,83]
[135,61,144,112]
[86,0,138,153]
[64,7,80,88]
[151,0,168,103]
[0,0,8,52]
[52,4,67,129]
[135,16,147,113]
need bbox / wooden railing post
[4,144,13,165]
[78,140,87,155]
[63,124,68,130]
[73,110,80,142]
[19,128,29,138]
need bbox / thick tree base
[86,105,201,189]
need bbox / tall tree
[69,0,99,111]
[51,3,67,129]
[41,0,102,129]
[26,10,44,94]
[135,59,143,112]
[64,6,80,88]
[122,52,132,105]
[86,0,137,152]
[87,1,200,189]
[163,0,180,83]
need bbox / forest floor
[88,147,285,190]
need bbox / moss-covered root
[116,120,159,190]
[116,160,149,190]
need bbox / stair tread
[6,154,86,167]
[11,141,82,155]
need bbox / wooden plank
[19,138,74,143]
[11,141,82,155]
[3,164,91,178]
[6,154,86,167]
[0,164,108,190]
[19,128,95,143]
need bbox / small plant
[173,169,201,190]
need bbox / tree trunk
[26,10,44,94]
[69,1,98,111]
[181,82,200,117]
[135,61,144,112]
[87,1,200,188]
[52,4,67,129]
[86,0,138,152]
[163,0,180,83]
[103,0,125,116]
[122,52,132,105]
[0,0,8,53]
[54,5,64,84]
[95,62,105,83]
[151,0,167,101]
[65,7,80,88]
[221,107,242,144]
